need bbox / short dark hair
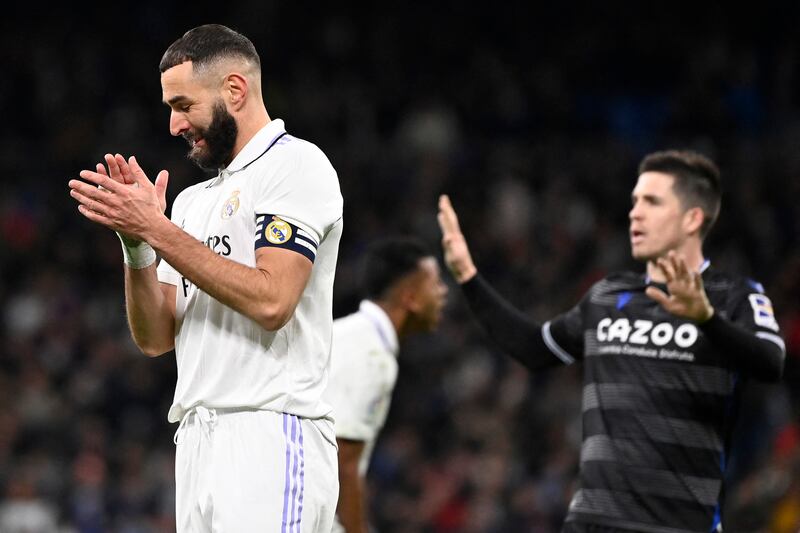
[638,149,722,238]
[159,24,260,74]
[361,237,432,300]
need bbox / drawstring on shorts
[174,405,218,445]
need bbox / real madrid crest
[265,217,292,244]
[221,190,240,219]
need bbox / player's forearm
[337,470,368,533]
[461,273,565,371]
[699,314,785,381]
[124,265,175,356]
[145,218,295,331]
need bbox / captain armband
[254,214,317,263]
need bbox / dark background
[1,3,798,532]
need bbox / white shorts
[174,407,338,533]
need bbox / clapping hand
[69,155,169,243]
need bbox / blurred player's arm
[438,195,573,371]
[336,438,369,533]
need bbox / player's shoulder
[587,271,644,297]
[333,308,366,331]
[271,133,332,165]
[332,310,375,346]
[705,268,781,330]
[603,271,643,285]
[332,308,393,357]
[258,133,340,194]
[703,268,767,296]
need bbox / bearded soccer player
[437,150,785,533]
[69,24,342,532]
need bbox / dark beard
[184,101,238,171]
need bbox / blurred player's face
[406,257,448,332]
[629,172,692,261]
[161,61,239,170]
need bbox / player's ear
[224,73,248,111]
[398,280,423,314]
[683,206,705,236]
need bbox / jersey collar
[208,120,288,187]
[226,119,287,173]
[645,258,711,284]
[359,300,400,357]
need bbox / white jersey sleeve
[252,140,342,262]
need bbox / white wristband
[117,232,156,269]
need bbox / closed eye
[165,95,194,113]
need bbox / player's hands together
[437,194,477,284]
[645,251,714,323]
[69,154,170,243]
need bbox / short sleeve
[253,141,343,258]
[156,258,180,286]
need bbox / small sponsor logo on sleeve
[749,294,779,332]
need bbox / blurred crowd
[1,3,798,532]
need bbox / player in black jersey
[437,150,785,533]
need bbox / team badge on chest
[221,190,241,219]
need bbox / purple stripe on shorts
[281,414,305,533]
[295,421,305,533]
[281,414,291,532]
[290,416,299,529]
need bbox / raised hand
[437,194,477,284]
[69,156,170,243]
[645,251,714,322]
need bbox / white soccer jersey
[157,119,343,424]
[324,300,399,476]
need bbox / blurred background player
[438,149,786,533]
[68,24,343,532]
[324,237,448,533]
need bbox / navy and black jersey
[461,264,785,533]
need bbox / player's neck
[231,107,271,161]
[375,301,405,338]
[647,247,706,283]
[379,301,429,340]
